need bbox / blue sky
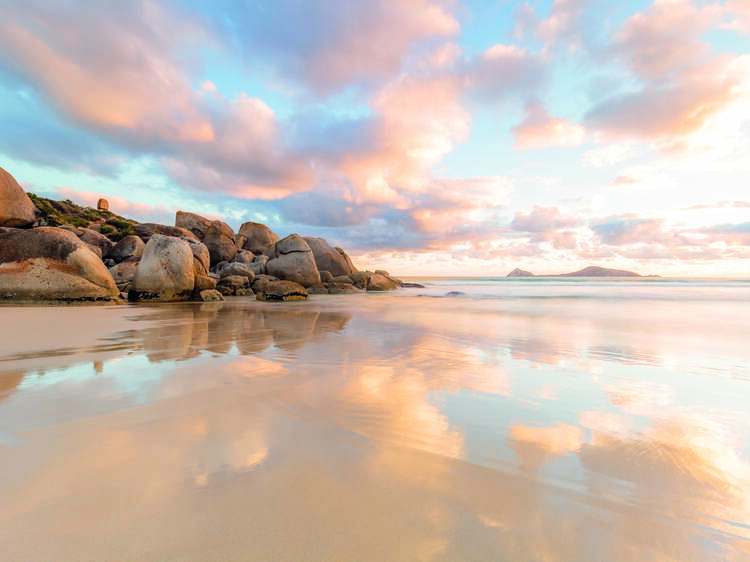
[0,0,749,275]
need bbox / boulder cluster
[0,167,404,303]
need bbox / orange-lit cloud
[513,100,586,150]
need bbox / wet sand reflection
[0,295,748,560]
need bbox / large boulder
[255,280,309,302]
[247,254,268,276]
[266,234,320,287]
[303,237,353,277]
[108,235,145,263]
[109,258,139,291]
[0,227,119,301]
[129,234,195,301]
[175,210,211,240]
[336,247,357,273]
[367,273,399,291]
[203,220,237,266]
[75,227,114,257]
[237,222,279,254]
[134,223,197,244]
[0,167,39,228]
[182,237,210,276]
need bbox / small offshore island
[0,166,404,304]
[506,266,658,278]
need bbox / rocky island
[507,266,653,278]
[0,166,403,303]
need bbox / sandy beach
[1,282,749,560]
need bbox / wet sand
[1,291,749,560]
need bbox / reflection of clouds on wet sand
[0,295,749,559]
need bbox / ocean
[0,278,748,560]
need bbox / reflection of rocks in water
[136,303,352,361]
[0,371,25,403]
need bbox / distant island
[507,266,656,278]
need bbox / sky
[0,0,749,277]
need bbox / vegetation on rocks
[26,193,138,241]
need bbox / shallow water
[1,280,749,560]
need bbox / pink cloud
[0,2,311,197]
[465,44,546,99]
[725,0,750,33]
[608,175,640,187]
[513,0,592,49]
[226,0,460,93]
[537,0,592,48]
[512,206,581,232]
[585,0,749,141]
[512,99,586,150]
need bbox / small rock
[199,289,224,302]
[331,275,354,285]
[307,284,329,295]
[219,262,255,283]
[194,275,217,292]
[328,283,363,294]
[232,249,255,264]
[97,198,109,211]
[319,270,333,283]
[216,274,250,296]
[255,280,309,302]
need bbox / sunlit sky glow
[1,0,749,276]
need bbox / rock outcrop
[303,237,353,277]
[0,167,39,228]
[266,234,320,287]
[175,211,211,240]
[129,235,195,301]
[0,167,402,303]
[237,222,279,254]
[203,220,237,266]
[0,227,119,301]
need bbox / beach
[1,279,749,560]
